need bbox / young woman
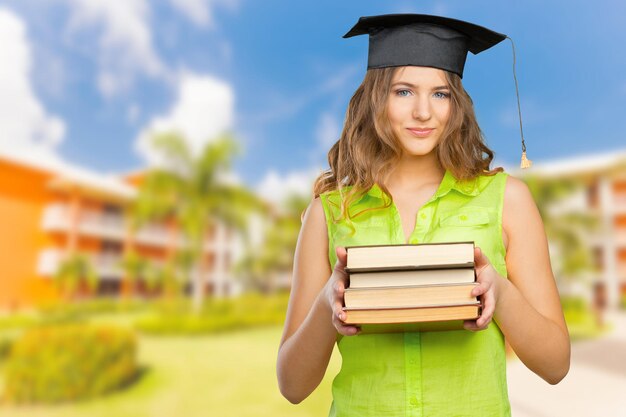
[277,14,570,416]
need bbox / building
[0,149,241,310]
[515,149,626,309]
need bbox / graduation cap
[344,14,532,168]
[343,14,506,78]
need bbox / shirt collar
[367,169,480,200]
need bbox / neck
[386,153,445,191]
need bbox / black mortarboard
[343,13,532,169]
[343,14,507,78]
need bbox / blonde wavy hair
[313,66,502,222]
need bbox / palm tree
[132,131,265,312]
[143,258,182,298]
[118,250,150,299]
[54,253,98,301]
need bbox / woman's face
[386,66,451,158]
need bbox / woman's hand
[464,246,508,332]
[322,247,360,336]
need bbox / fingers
[463,319,489,332]
[332,297,359,336]
[473,246,491,275]
[335,246,347,268]
[332,307,360,336]
[463,319,481,331]
[463,311,492,331]
[476,288,495,328]
[471,281,489,297]
[330,250,359,336]
[470,247,497,331]
[464,289,495,331]
[333,247,349,280]
[473,246,483,266]
[332,280,346,310]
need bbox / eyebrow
[391,82,450,90]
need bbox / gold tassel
[520,151,532,169]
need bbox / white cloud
[63,0,167,97]
[0,8,66,153]
[135,71,234,165]
[256,168,321,204]
[167,0,239,28]
[316,112,341,150]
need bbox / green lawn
[0,299,609,417]
[0,326,341,417]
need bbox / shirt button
[410,397,418,406]
[420,213,427,219]
[409,359,415,365]
[460,214,468,221]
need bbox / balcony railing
[37,249,124,278]
[587,231,626,248]
[41,203,125,240]
[36,249,233,284]
[36,249,62,276]
[41,203,71,231]
[40,203,231,251]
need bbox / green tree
[54,253,98,300]
[523,175,599,288]
[143,259,183,298]
[237,193,309,293]
[132,132,265,312]
[118,250,150,298]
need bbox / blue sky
[1,0,626,200]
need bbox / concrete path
[507,310,626,417]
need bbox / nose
[412,95,431,121]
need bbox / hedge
[3,324,138,404]
[135,292,289,335]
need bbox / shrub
[0,314,38,331]
[561,296,591,325]
[0,336,12,360]
[560,296,609,341]
[3,324,138,404]
[37,299,149,323]
[136,292,289,335]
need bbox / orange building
[0,150,240,310]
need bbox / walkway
[507,310,626,416]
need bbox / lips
[406,128,434,138]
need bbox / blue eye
[395,89,412,97]
[433,91,450,99]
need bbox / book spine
[345,262,475,274]
[346,241,475,249]
[344,282,479,291]
[343,301,481,311]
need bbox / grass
[561,297,611,342]
[0,297,616,416]
[0,325,341,417]
[565,312,612,342]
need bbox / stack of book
[343,241,481,333]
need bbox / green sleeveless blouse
[320,169,511,417]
